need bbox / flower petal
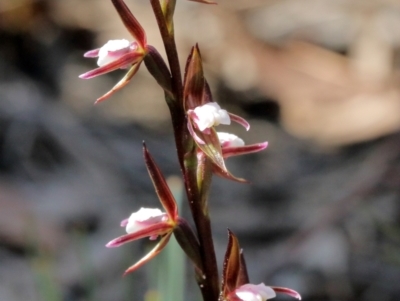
[235,284,276,301]
[120,218,129,227]
[188,0,217,4]
[106,222,172,247]
[222,142,268,158]
[218,132,245,148]
[191,102,231,131]
[84,48,100,58]
[111,0,147,49]
[95,61,142,103]
[212,164,248,183]
[79,51,143,79]
[125,208,167,234]
[188,119,206,144]
[229,113,250,131]
[97,39,132,66]
[123,233,172,275]
[270,287,302,300]
[196,127,225,169]
[143,143,179,221]
[196,127,249,182]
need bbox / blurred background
[1,0,400,300]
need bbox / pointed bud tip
[95,92,113,104]
[188,44,202,62]
[122,265,140,276]
[78,73,90,79]
[122,270,131,277]
[83,50,99,58]
[105,240,119,248]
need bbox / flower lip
[231,283,302,301]
[125,207,168,236]
[97,39,136,67]
[217,132,245,148]
[235,283,276,301]
[189,102,231,132]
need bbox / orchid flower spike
[79,0,148,103]
[217,132,268,158]
[106,143,180,275]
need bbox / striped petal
[229,113,250,131]
[106,222,173,247]
[79,51,143,79]
[271,287,302,300]
[222,142,268,158]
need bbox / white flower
[191,103,230,131]
[235,283,276,301]
[217,132,245,148]
[125,208,168,236]
[97,39,132,67]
